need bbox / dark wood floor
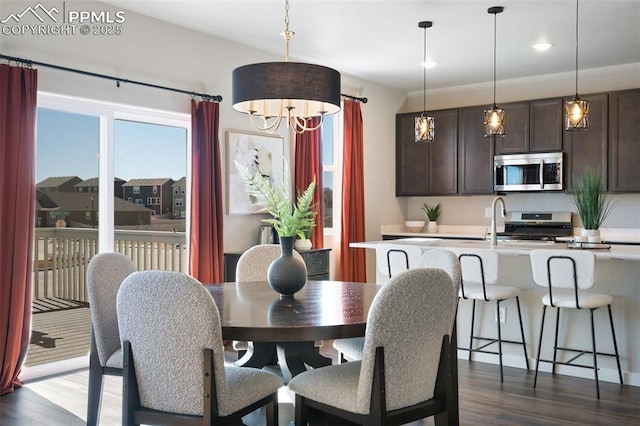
[2,343,639,425]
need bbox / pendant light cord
[574,0,580,95]
[492,10,497,107]
[423,24,427,114]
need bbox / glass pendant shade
[565,96,589,130]
[415,114,435,142]
[484,104,505,136]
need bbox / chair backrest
[357,268,456,413]
[86,252,136,366]
[236,244,304,281]
[415,248,462,295]
[375,243,423,279]
[447,247,499,286]
[117,270,227,416]
[530,249,596,290]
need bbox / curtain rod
[341,93,368,103]
[0,53,223,102]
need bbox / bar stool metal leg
[496,300,504,383]
[533,305,547,388]
[468,299,476,362]
[590,308,600,399]
[608,305,624,385]
[515,296,530,370]
[552,308,560,375]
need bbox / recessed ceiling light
[421,61,437,69]
[532,42,553,52]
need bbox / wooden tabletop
[205,280,380,343]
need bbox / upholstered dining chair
[117,270,283,425]
[449,247,529,383]
[289,268,458,425]
[233,244,313,357]
[530,249,623,399]
[86,252,136,426]
[333,248,461,363]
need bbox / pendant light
[484,6,505,137]
[565,0,589,130]
[232,0,341,134]
[415,21,435,143]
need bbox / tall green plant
[572,168,615,230]
[236,160,316,238]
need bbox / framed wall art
[226,131,284,214]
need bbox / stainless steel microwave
[494,152,563,192]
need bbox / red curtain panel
[0,64,38,395]
[339,100,367,282]
[294,117,324,248]
[189,100,224,284]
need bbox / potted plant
[421,203,441,233]
[236,160,316,297]
[572,168,615,242]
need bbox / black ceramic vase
[267,236,307,298]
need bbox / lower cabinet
[224,247,331,282]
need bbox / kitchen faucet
[490,196,507,246]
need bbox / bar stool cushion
[541,290,613,309]
[458,283,521,301]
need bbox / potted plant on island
[422,203,441,233]
[236,160,316,297]
[572,167,615,243]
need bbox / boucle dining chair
[449,247,529,383]
[530,249,623,399]
[233,244,313,357]
[333,248,461,363]
[117,270,283,425]
[86,252,136,426]
[289,268,458,425]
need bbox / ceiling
[103,0,640,93]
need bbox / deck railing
[33,228,187,305]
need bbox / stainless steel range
[498,211,573,242]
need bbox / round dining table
[205,280,380,382]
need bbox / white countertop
[382,224,640,244]
[352,238,640,261]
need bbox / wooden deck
[27,302,91,367]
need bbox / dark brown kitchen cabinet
[530,98,563,152]
[458,106,494,194]
[493,101,529,154]
[563,93,608,190]
[609,89,640,192]
[395,109,458,195]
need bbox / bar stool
[450,247,529,382]
[529,249,623,399]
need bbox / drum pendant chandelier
[484,6,506,137]
[415,21,435,143]
[232,0,341,134]
[565,0,589,130]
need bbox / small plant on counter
[572,168,615,230]
[421,203,442,222]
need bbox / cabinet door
[609,89,640,192]
[459,106,494,194]
[530,98,563,152]
[563,93,608,190]
[428,109,458,194]
[494,101,529,154]
[396,113,428,195]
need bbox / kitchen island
[351,238,640,387]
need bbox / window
[320,114,342,231]
[147,197,160,205]
[128,197,133,203]
[135,199,143,204]
[174,187,179,194]
[175,198,184,207]
[152,185,158,194]
[133,186,140,194]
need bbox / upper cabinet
[494,98,563,154]
[609,89,640,192]
[563,93,608,190]
[458,106,494,194]
[395,110,458,196]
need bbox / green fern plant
[236,160,316,238]
[421,203,441,221]
[572,168,615,230]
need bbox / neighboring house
[75,177,126,199]
[172,177,187,219]
[35,191,152,228]
[36,176,82,193]
[121,178,175,217]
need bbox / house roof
[36,176,82,188]
[122,178,174,187]
[172,177,187,187]
[35,191,151,212]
